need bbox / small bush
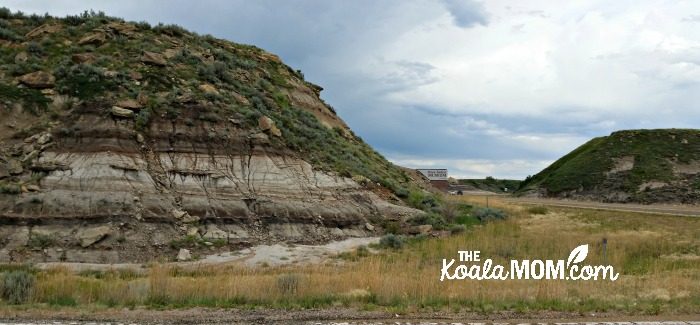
[455,214,481,227]
[276,273,299,294]
[527,206,549,215]
[0,7,11,19]
[54,63,115,99]
[407,190,439,210]
[28,233,55,248]
[0,84,50,115]
[472,207,507,222]
[356,245,370,257]
[135,21,151,30]
[394,186,409,198]
[379,234,405,249]
[135,108,152,130]
[408,212,447,230]
[449,224,467,234]
[0,183,21,194]
[153,23,188,37]
[2,271,35,304]
[383,221,401,235]
[0,26,20,41]
[169,235,201,249]
[26,41,43,55]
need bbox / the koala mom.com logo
[440,244,619,281]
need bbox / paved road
[0,316,700,325]
[504,198,700,217]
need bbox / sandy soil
[34,237,380,272]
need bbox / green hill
[517,129,700,203]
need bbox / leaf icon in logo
[567,244,588,268]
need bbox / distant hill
[454,177,521,194]
[517,129,700,203]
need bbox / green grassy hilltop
[518,129,700,203]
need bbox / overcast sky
[6,1,700,179]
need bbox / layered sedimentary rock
[0,111,418,263]
[0,14,421,263]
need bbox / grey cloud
[441,0,489,28]
[683,15,700,22]
[6,1,698,179]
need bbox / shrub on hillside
[379,234,405,249]
[0,26,20,41]
[407,190,439,210]
[408,212,447,230]
[1,271,35,304]
[473,207,507,222]
[449,224,467,234]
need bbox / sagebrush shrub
[472,207,507,222]
[2,271,35,304]
[379,234,404,249]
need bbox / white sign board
[417,169,448,181]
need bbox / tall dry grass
[11,195,700,313]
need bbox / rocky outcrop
[25,24,62,38]
[110,106,134,118]
[177,249,192,261]
[141,51,167,66]
[0,12,422,264]
[77,226,111,248]
[78,32,107,45]
[258,116,282,137]
[0,111,420,263]
[18,71,55,89]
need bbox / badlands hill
[0,9,421,263]
[518,129,700,204]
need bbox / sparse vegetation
[526,206,548,214]
[0,195,696,314]
[28,233,56,249]
[1,270,34,304]
[472,207,507,222]
[0,8,417,201]
[54,63,116,100]
[169,235,227,250]
[0,84,50,115]
[378,234,405,249]
[0,182,21,194]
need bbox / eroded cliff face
[0,15,421,263]
[0,111,418,263]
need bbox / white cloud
[379,1,700,124]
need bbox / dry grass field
[1,195,698,315]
